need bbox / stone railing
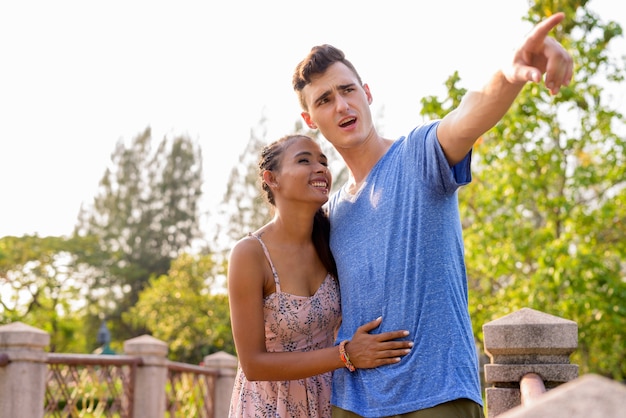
[3,309,625,417]
[483,307,626,417]
[0,322,237,418]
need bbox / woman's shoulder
[228,235,270,291]
[229,233,264,262]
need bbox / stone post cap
[123,334,168,357]
[203,351,238,369]
[498,374,626,418]
[0,321,50,349]
[483,308,577,357]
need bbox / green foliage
[74,127,204,343]
[0,235,89,352]
[422,0,626,380]
[125,253,233,363]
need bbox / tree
[125,252,233,363]
[210,117,273,255]
[74,127,204,342]
[0,235,89,352]
[422,0,625,380]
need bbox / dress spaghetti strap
[248,233,281,293]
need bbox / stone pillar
[124,335,168,418]
[497,374,626,418]
[482,308,578,417]
[203,351,238,418]
[0,322,50,418]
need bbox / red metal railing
[166,361,217,418]
[45,353,140,417]
[41,353,218,417]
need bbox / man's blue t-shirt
[328,121,482,416]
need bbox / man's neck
[341,137,393,192]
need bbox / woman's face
[271,137,332,206]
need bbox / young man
[292,13,573,418]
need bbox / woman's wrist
[339,340,356,372]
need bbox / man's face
[300,62,374,151]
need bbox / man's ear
[363,83,373,105]
[301,112,317,129]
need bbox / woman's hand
[345,316,412,369]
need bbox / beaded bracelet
[339,340,356,372]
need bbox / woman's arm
[228,238,411,381]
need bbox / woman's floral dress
[229,234,341,418]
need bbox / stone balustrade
[497,373,626,418]
[0,322,50,418]
[2,309,625,417]
[0,322,237,418]
[483,308,579,416]
[482,307,626,417]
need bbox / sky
[1,0,624,239]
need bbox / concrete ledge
[486,387,520,416]
[485,364,579,383]
[0,322,50,349]
[482,308,580,417]
[203,351,237,376]
[498,374,626,418]
[484,308,577,359]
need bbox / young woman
[228,134,412,417]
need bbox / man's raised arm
[437,12,573,166]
